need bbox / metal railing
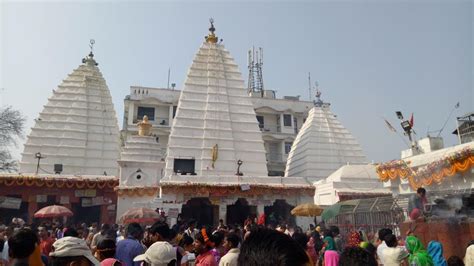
[266,153,284,162]
[133,117,170,126]
[325,197,406,243]
[259,125,281,133]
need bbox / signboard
[36,195,47,203]
[81,198,92,207]
[0,197,22,209]
[92,196,103,206]
[209,197,220,205]
[240,184,251,191]
[85,189,97,197]
[60,196,70,204]
[167,208,179,218]
[75,189,97,198]
[81,197,104,207]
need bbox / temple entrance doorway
[72,204,101,225]
[264,199,296,227]
[226,198,256,227]
[181,198,215,227]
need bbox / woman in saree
[406,236,434,266]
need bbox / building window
[283,114,292,127]
[256,115,264,128]
[285,142,293,154]
[173,159,196,175]
[137,107,155,121]
[173,106,177,118]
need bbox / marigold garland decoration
[115,187,159,197]
[0,174,118,190]
[160,182,314,197]
[376,147,473,190]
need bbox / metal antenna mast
[308,72,312,101]
[247,46,264,97]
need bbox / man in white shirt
[382,234,409,266]
[184,219,199,240]
[376,228,393,265]
[219,233,240,266]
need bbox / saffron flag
[409,113,414,127]
[384,119,397,132]
[211,144,218,168]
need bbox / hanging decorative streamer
[376,148,473,190]
[0,174,118,189]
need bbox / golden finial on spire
[205,18,218,44]
[137,115,152,136]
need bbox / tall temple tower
[164,20,268,177]
[285,90,367,180]
[19,45,120,176]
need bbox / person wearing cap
[194,229,217,266]
[49,236,100,266]
[133,241,176,266]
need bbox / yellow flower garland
[377,155,474,190]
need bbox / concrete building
[116,22,314,228]
[121,91,313,177]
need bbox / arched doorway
[226,198,256,226]
[181,198,215,227]
[264,199,296,227]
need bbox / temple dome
[19,52,120,176]
[285,102,367,180]
[164,33,268,177]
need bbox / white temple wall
[118,161,163,187]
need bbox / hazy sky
[1,1,472,162]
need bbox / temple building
[19,50,120,176]
[116,21,314,227]
[285,93,368,181]
[0,50,120,224]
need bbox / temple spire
[82,39,98,66]
[205,18,218,44]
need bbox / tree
[0,106,25,172]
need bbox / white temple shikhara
[285,92,367,181]
[116,20,314,227]
[19,48,120,176]
[164,19,268,178]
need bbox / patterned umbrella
[119,207,160,224]
[291,203,324,217]
[34,205,73,218]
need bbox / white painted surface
[19,54,120,176]
[313,164,390,205]
[164,42,268,177]
[285,105,367,180]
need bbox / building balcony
[132,117,170,127]
[259,125,281,133]
[266,152,284,163]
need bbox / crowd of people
[0,217,473,266]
